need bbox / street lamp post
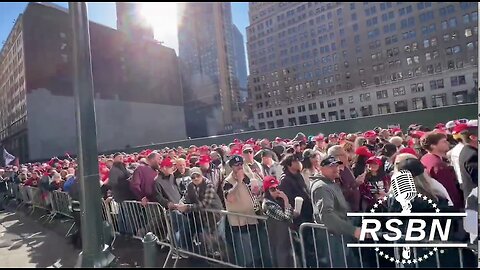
[69,2,115,267]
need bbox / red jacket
[421,153,464,210]
[24,177,40,187]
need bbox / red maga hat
[198,155,211,165]
[160,157,174,168]
[363,130,377,139]
[399,147,418,157]
[263,176,279,192]
[355,146,374,158]
[366,156,382,166]
[452,123,469,135]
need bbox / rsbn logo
[347,170,467,266]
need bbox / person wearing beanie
[261,176,296,267]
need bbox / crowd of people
[0,118,477,267]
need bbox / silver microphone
[390,170,418,259]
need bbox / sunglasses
[191,174,202,179]
[269,186,279,192]
[243,150,253,154]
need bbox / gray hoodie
[310,174,356,237]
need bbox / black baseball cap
[320,155,343,167]
[396,158,425,177]
[228,155,244,167]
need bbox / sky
[0,2,250,73]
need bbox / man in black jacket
[108,153,135,235]
[278,154,315,267]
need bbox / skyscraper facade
[232,24,249,102]
[247,2,478,130]
[0,3,186,161]
[178,2,246,138]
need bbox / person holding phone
[359,156,390,211]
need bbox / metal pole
[69,2,115,267]
[143,232,158,267]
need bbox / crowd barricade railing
[298,222,478,269]
[48,190,74,223]
[165,207,277,268]
[18,184,32,210]
[116,200,175,268]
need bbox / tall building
[116,2,154,40]
[178,2,246,138]
[0,3,186,162]
[247,2,478,130]
[232,24,249,101]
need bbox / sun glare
[140,3,178,39]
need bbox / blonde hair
[391,154,438,201]
[354,136,367,150]
[389,136,404,147]
[393,153,417,172]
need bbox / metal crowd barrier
[166,208,276,268]
[48,190,74,222]
[298,223,477,269]
[116,200,175,267]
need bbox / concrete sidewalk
[0,210,79,268]
[0,205,220,268]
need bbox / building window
[266,111,273,118]
[310,114,319,123]
[338,98,343,105]
[276,119,284,127]
[378,103,391,114]
[393,86,406,96]
[376,90,388,99]
[319,101,324,109]
[288,117,297,126]
[451,75,466,87]
[350,108,358,118]
[432,94,447,107]
[412,97,427,110]
[275,109,283,116]
[298,105,306,112]
[328,111,338,121]
[299,116,308,125]
[361,105,373,117]
[349,96,354,103]
[360,93,371,102]
[327,99,337,108]
[394,100,408,112]
[453,91,468,104]
[257,113,264,119]
[267,121,275,129]
[430,79,444,90]
[308,103,317,111]
[287,107,295,114]
[258,122,266,129]
[411,83,425,93]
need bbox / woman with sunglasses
[262,176,296,267]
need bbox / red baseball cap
[399,147,418,157]
[363,130,377,139]
[198,155,211,166]
[366,156,382,166]
[452,123,469,135]
[160,158,174,168]
[263,176,279,192]
[355,146,374,158]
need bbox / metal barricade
[298,223,477,269]
[118,200,175,268]
[298,223,382,268]
[48,190,74,222]
[18,185,33,211]
[167,208,275,268]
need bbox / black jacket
[458,145,478,201]
[109,162,135,202]
[279,169,314,229]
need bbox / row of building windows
[257,91,473,129]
